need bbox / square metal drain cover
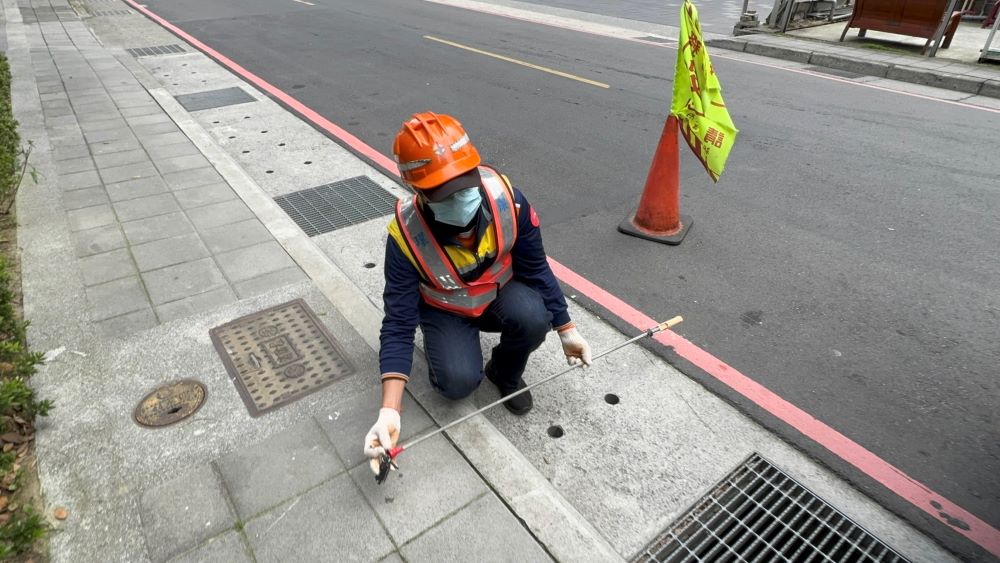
[275,176,397,236]
[127,44,186,57]
[175,87,256,112]
[209,299,355,417]
[633,453,908,563]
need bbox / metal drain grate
[633,453,908,563]
[209,299,355,417]
[127,44,186,57]
[275,176,397,236]
[175,86,256,112]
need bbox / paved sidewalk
[4,1,555,561]
[709,31,1000,100]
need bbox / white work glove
[364,407,400,475]
[558,327,592,366]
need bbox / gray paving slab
[167,532,252,563]
[141,257,228,305]
[244,473,394,563]
[173,182,237,210]
[139,464,236,563]
[231,267,309,299]
[106,176,170,202]
[216,418,345,519]
[53,143,91,161]
[90,137,143,155]
[98,160,159,184]
[95,307,158,337]
[85,275,150,320]
[133,121,180,137]
[121,104,162,118]
[55,155,96,174]
[62,185,109,210]
[94,148,149,169]
[400,493,552,563]
[145,141,202,160]
[214,241,296,283]
[73,223,126,257]
[122,211,196,245]
[84,127,132,144]
[140,130,191,147]
[349,434,488,545]
[131,232,210,272]
[317,385,436,470]
[155,285,237,322]
[163,166,224,191]
[154,153,211,175]
[186,199,255,231]
[78,247,136,286]
[127,113,173,127]
[59,169,102,191]
[66,204,115,231]
[112,192,180,222]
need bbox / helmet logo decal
[432,144,447,156]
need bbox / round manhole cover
[133,379,207,428]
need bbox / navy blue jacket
[379,188,570,376]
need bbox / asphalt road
[515,0,774,32]
[140,0,1000,557]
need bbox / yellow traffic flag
[671,0,738,182]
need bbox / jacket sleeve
[510,189,571,328]
[379,237,423,377]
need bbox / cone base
[618,214,692,245]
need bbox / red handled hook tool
[375,316,683,484]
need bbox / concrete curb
[707,36,1000,99]
[149,88,626,563]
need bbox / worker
[364,112,591,472]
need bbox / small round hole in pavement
[212,121,219,124]
[244,116,250,119]
[364,262,376,269]
[278,142,286,147]
[547,425,564,438]
[242,150,250,154]
[604,393,620,405]
[266,170,274,174]
[261,130,268,134]
[304,161,312,165]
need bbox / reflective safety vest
[393,166,518,317]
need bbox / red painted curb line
[121,0,1000,556]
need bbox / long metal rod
[393,316,683,457]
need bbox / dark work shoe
[485,360,533,416]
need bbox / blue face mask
[427,188,482,227]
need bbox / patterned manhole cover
[133,379,207,428]
[209,299,356,417]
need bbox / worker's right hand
[364,407,401,475]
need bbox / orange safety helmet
[393,112,481,191]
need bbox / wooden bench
[839,0,963,54]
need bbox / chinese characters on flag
[671,0,738,182]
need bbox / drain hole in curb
[278,142,286,147]
[605,393,620,405]
[228,136,236,139]
[212,120,219,124]
[242,150,250,154]
[304,161,312,165]
[244,116,250,119]
[547,425,564,438]
[261,130,268,133]
[266,170,274,174]
[364,262,376,269]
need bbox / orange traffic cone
[618,115,692,245]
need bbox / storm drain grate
[175,86,256,111]
[210,299,356,417]
[633,453,908,563]
[127,44,186,57]
[275,176,397,236]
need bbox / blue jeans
[420,281,552,400]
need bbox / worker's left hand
[558,327,592,366]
